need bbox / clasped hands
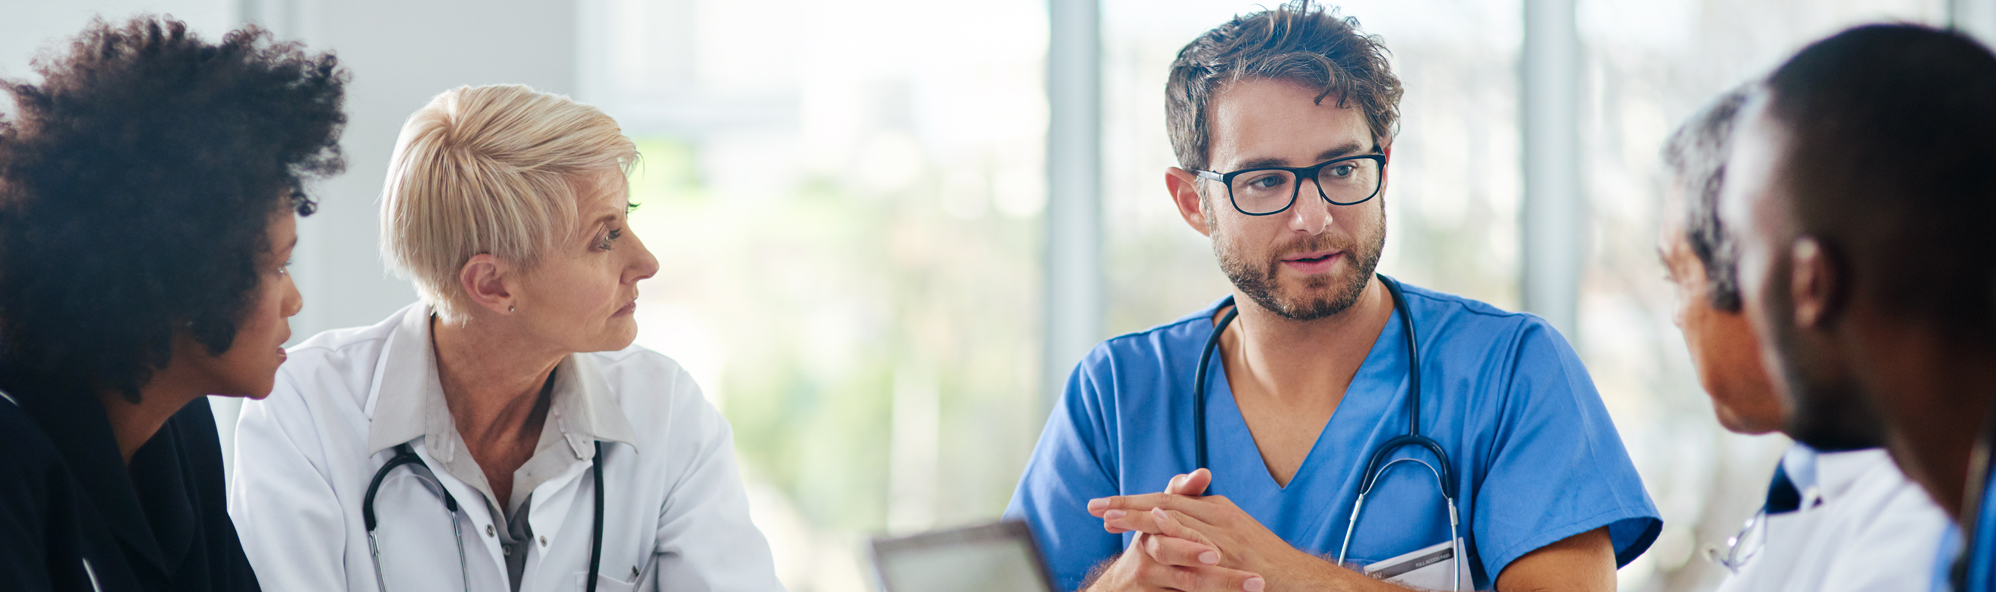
[1081,468,1362,592]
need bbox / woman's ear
[459,254,516,314]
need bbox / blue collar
[1765,445,1822,515]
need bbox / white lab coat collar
[231,303,785,592]
[364,303,638,460]
[1711,445,1949,592]
[1809,447,1892,506]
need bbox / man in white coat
[228,84,784,592]
[1657,86,1947,592]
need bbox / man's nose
[1287,179,1333,234]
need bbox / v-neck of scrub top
[1199,302,1409,541]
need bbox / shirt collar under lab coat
[364,303,639,462]
[1766,444,1901,514]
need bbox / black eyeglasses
[1193,154,1387,216]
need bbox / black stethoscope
[361,441,608,592]
[1192,274,1463,589]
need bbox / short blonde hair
[380,84,636,322]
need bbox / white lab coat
[1712,447,1948,592]
[228,303,785,592]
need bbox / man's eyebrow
[1232,157,1285,170]
[1316,142,1371,161]
[1229,142,1374,170]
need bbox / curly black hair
[0,17,346,402]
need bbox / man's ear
[460,254,516,315]
[1166,167,1214,237]
[1379,146,1392,195]
[1789,236,1846,330]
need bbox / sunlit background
[1,0,1982,590]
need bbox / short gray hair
[1661,87,1750,312]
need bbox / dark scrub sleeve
[0,396,261,592]
[0,404,91,592]
[154,398,261,592]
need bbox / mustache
[1265,235,1352,264]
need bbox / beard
[1770,336,1886,451]
[1213,214,1386,321]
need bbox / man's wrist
[1077,553,1121,592]
[1259,550,1371,592]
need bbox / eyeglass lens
[1230,158,1381,214]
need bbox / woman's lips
[614,300,638,316]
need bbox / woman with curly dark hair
[0,16,345,592]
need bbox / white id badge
[1364,539,1470,591]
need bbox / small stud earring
[508,306,515,313]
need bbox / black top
[0,386,260,592]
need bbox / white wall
[1,0,246,479]
[1,0,578,337]
[0,0,236,83]
[257,0,578,341]
[0,0,579,480]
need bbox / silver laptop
[869,520,1057,592]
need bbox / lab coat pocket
[575,571,637,592]
[578,554,658,592]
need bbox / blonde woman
[229,85,782,592]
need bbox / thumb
[1167,468,1213,496]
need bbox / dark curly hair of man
[1166,0,1402,173]
[0,17,346,402]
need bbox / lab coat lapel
[369,440,502,591]
[554,353,638,455]
[519,355,631,589]
[524,455,596,584]
[367,303,443,455]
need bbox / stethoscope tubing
[1192,304,1236,471]
[362,441,608,592]
[1191,274,1463,589]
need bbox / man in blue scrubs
[1003,2,1660,591]
[1713,25,1996,592]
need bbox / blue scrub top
[1934,523,1961,592]
[1958,464,1996,591]
[1003,283,1661,592]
